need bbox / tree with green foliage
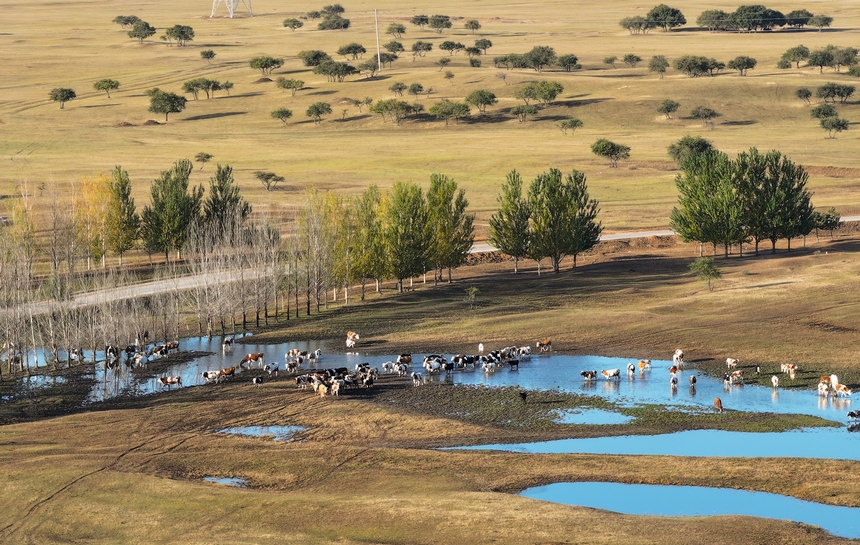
[428,99,469,124]
[623,53,642,68]
[673,55,710,77]
[182,79,205,100]
[464,19,481,34]
[337,42,366,59]
[194,152,213,169]
[410,15,429,29]
[411,41,433,57]
[203,164,251,232]
[429,14,452,33]
[436,57,451,70]
[619,16,651,34]
[603,56,617,68]
[317,14,350,30]
[808,14,833,31]
[515,81,563,106]
[648,55,670,78]
[525,46,557,73]
[443,71,455,84]
[113,15,140,28]
[591,139,630,167]
[283,18,303,30]
[439,41,464,55]
[297,50,332,67]
[647,4,686,31]
[817,82,855,103]
[557,118,583,135]
[271,107,293,125]
[93,79,120,98]
[807,49,834,73]
[358,58,379,78]
[383,181,431,292]
[511,104,538,122]
[250,56,284,75]
[148,90,186,121]
[528,168,601,272]
[426,174,475,283]
[164,24,194,46]
[141,159,203,261]
[313,60,357,82]
[810,103,837,119]
[785,9,813,28]
[795,88,812,104]
[369,98,413,125]
[731,5,785,31]
[200,49,216,64]
[306,102,333,124]
[105,166,140,266]
[812,207,841,238]
[276,78,304,96]
[222,81,233,95]
[389,82,407,96]
[781,45,810,69]
[254,171,285,191]
[407,83,424,97]
[821,116,849,138]
[689,257,721,290]
[690,105,719,125]
[386,22,405,38]
[658,99,680,119]
[465,46,482,58]
[557,54,579,72]
[727,56,757,76]
[465,89,497,113]
[667,135,714,165]
[697,10,731,31]
[475,39,493,55]
[489,170,531,273]
[350,186,386,299]
[829,46,858,72]
[128,20,156,43]
[384,41,405,55]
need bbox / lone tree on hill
[727,56,757,76]
[384,41,405,55]
[194,152,213,169]
[465,89,497,113]
[525,46,557,73]
[690,257,722,291]
[128,20,156,43]
[306,102,333,124]
[255,171,285,191]
[603,56,617,68]
[591,139,630,167]
[808,14,833,31]
[557,54,579,71]
[201,49,216,63]
[623,53,642,68]
[386,23,405,38]
[690,106,719,126]
[49,88,76,109]
[658,99,680,119]
[297,50,332,66]
[283,18,304,30]
[271,107,293,125]
[389,82,407,96]
[148,90,186,121]
[93,79,120,98]
[475,39,493,55]
[464,19,481,33]
[337,42,366,59]
[410,15,429,29]
[164,25,194,46]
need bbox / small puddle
[203,477,246,487]
[520,482,860,539]
[217,425,306,441]
[552,408,632,425]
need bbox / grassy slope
[1,0,859,235]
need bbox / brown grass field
[3,0,860,543]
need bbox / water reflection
[552,409,632,425]
[520,482,860,539]
[203,477,246,487]
[217,425,306,441]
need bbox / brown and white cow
[536,339,552,352]
[581,370,597,381]
[240,353,264,368]
[673,349,685,366]
[726,358,739,369]
[158,375,182,389]
[835,384,853,398]
[637,359,651,371]
[346,331,360,349]
[601,368,621,380]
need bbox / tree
[276,78,304,96]
[591,139,630,167]
[255,171,285,191]
[619,16,651,34]
[731,5,785,31]
[657,99,680,119]
[128,20,156,43]
[511,104,538,121]
[426,174,475,283]
[317,15,350,30]
[689,257,721,290]
[313,60,357,82]
[383,181,431,292]
[337,42,366,59]
[369,99,412,125]
[807,49,834,73]
[515,81,563,106]
[465,89,497,113]
[489,170,531,273]
[475,39,493,55]
[93,79,120,98]
[557,54,579,72]
[223,81,234,95]
[387,22,405,38]
[297,50,332,67]
[194,152,214,169]
[428,99,469,124]
[165,24,194,46]
[182,78,205,100]
[271,107,294,125]
[648,55,670,78]
[528,168,602,272]
[667,135,714,165]
[389,82,407,96]
[200,49,216,63]
[429,15,452,33]
[795,88,812,104]
[384,41,405,54]
[306,102,333,124]
[410,15,429,29]
[690,105,719,126]
[557,118,583,135]
[411,41,433,57]
[148,91,186,121]
[646,4,686,31]
[306,10,321,19]
[105,166,140,266]
[470,58,482,68]
[464,19,481,34]
[283,18,304,30]
[808,14,833,31]
[817,82,855,104]
[140,159,203,261]
[697,10,731,31]
[113,15,140,28]
[436,57,451,70]
[49,88,76,109]
[786,9,813,28]
[810,103,837,119]
[358,58,379,78]
[821,116,849,138]
[673,55,710,77]
[525,46,557,73]
[250,56,284,75]
[603,56,617,68]
[781,45,810,69]
[352,97,373,113]
[727,56,757,76]
[813,207,841,238]
[407,83,424,97]
[623,53,642,68]
[439,41,462,55]
[465,47,482,58]
[829,46,858,72]
[203,164,251,232]
[444,71,455,84]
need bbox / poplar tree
[489,170,531,273]
[141,159,204,262]
[105,166,140,266]
[383,181,431,292]
[202,164,251,240]
[352,186,387,300]
[426,174,475,284]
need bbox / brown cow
[714,397,723,413]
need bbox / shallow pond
[520,482,860,539]
[552,408,633,425]
[217,425,306,441]
[203,477,246,487]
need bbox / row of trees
[779,44,859,72]
[619,5,833,33]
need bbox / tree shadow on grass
[306,90,339,96]
[721,120,756,126]
[220,92,264,99]
[554,97,614,108]
[461,113,511,124]
[82,104,120,108]
[591,73,646,78]
[183,111,248,121]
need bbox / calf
[397,354,412,365]
[165,340,180,353]
[251,376,263,388]
[818,381,831,396]
[222,335,234,349]
[601,368,621,380]
[669,365,679,375]
[346,331,360,348]
[580,370,597,381]
[536,339,552,352]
